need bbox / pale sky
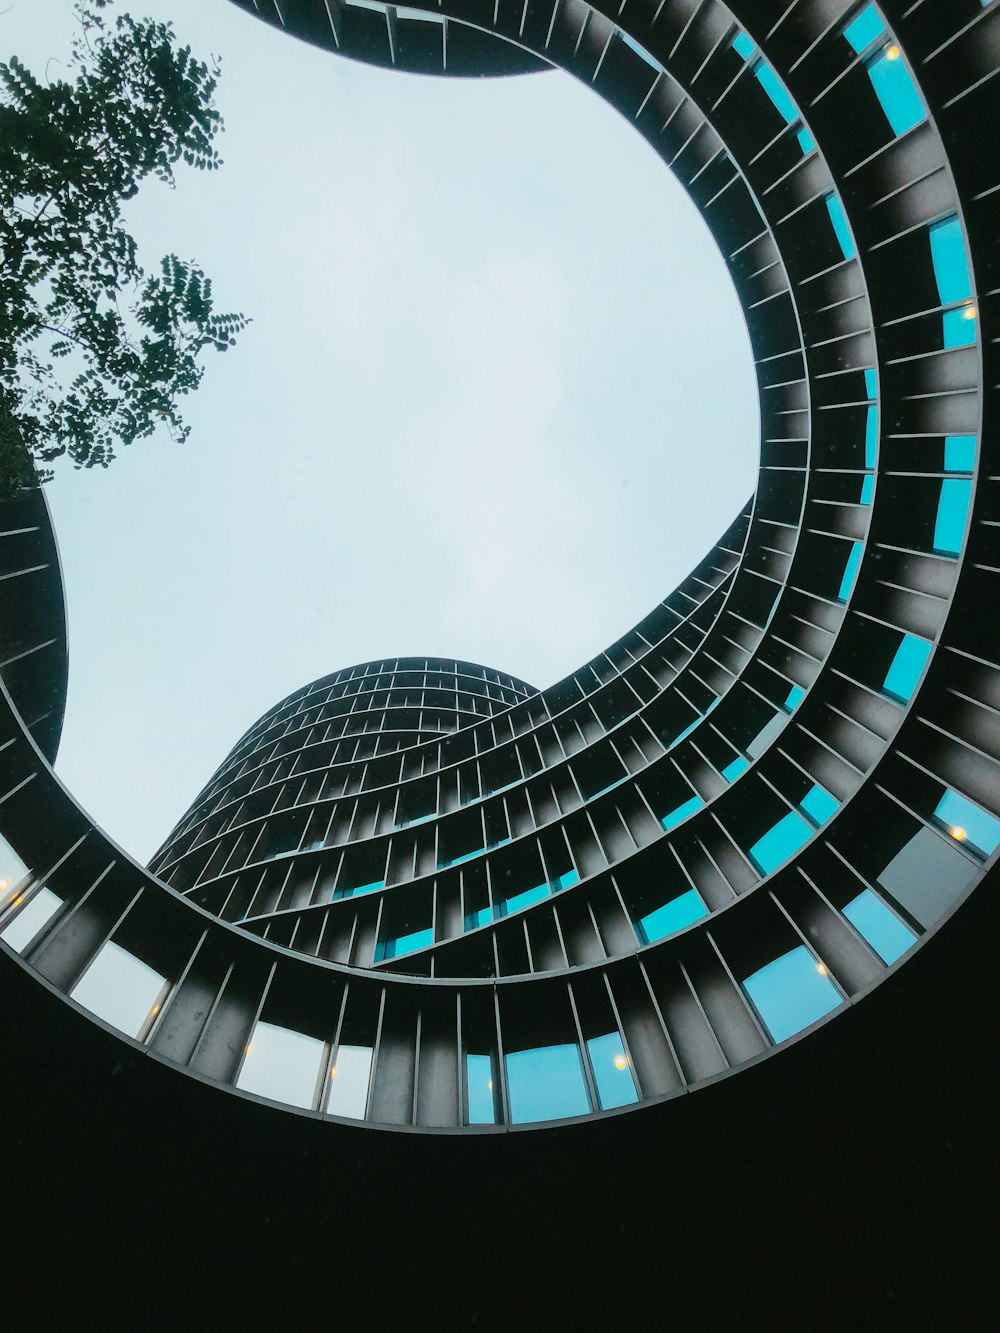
[5,0,758,862]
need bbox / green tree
[0,0,248,499]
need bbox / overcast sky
[6,0,757,862]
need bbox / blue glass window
[376,925,434,961]
[825,193,856,260]
[666,716,700,747]
[70,942,166,1039]
[945,435,976,472]
[586,1033,639,1110]
[844,6,886,53]
[326,1044,372,1119]
[723,756,750,782]
[465,1053,496,1124]
[465,905,491,931]
[933,478,971,555]
[742,945,842,1042]
[237,1021,324,1109]
[800,784,839,826]
[929,216,976,348]
[859,474,874,505]
[731,31,756,60]
[0,886,61,954]
[865,406,878,467]
[498,882,550,917]
[785,684,806,711]
[505,1043,590,1123]
[553,868,580,892]
[797,128,815,154]
[661,794,704,831]
[754,62,798,124]
[934,789,1000,857]
[843,889,915,964]
[866,47,924,135]
[864,368,878,398]
[636,888,708,944]
[619,28,661,73]
[749,811,814,875]
[336,878,384,901]
[882,633,931,702]
[838,540,863,602]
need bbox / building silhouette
[0,0,997,1324]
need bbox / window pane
[883,634,932,702]
[326,1044,373,1119]
[933,478,971,555]
[70,941,166,1038]
[586,1033,639,1111]
[825,194,856,259]
[377,925,434,961]
[843,889,915,964]
[498,882,549,917]
[743,945,841,1043]
[1,887,62,954]
[944,435,976,473]
[660,794,704,831]
[237,1021,324,1108]
[505,1043,590,1124]
[636,888,707,944]
[754,62,797,123]
[465,1053,495,1125]
[800,784,838,826]
[0,832,29,904]
[749,811,814,875]
[867,50,925,135]
[934,789,1000,857]
[929,217,971,305]
[837,540,863,601]
[844,5,886,53]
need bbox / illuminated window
[465,1053,496,1124]
[237,1021,324,1108]
[69,941,166,1039]
[723,756,749,782]
[376,925,434,962]
[825,193,856,260]
[837,540,863,602]
[586,1033,639,1110]
[326,1044,373,1119]
[929,216,975,349]
[660,794,704,831]
[0,886,62,954]
[505,1043,590,1124]
[635,887,707,944]
[882,634,932,702]
[933,479,971,555]
[742,945,842,1042]
[843,889,915,964]
[934,789,1000,857]
[844,7,924,135]
[749,811,814,875]
[785,684,806,711]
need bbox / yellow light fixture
[487,1079,493,1091]
[817,963,828,976]
[613,1054,628,1070]
[951,826,967,842]
[149,1004,160,1017]
[885,45,900,60]
[330,1066,338,1079]
[963,305,977,321]
[245,1044,253,1056]
[12,895,23,907]
[0,879,8,891]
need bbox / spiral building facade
[0,7,998,1317]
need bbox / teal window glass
[506,1043,590,1124]
[236,1021,324,1109]
[0,831,28,901]
[661,794,704,831]
[864,406,878,466]
[376,925,433,961]
[843,889,915,964]
[586,1033,639,1111]
[934,789,1000,856]
[336,878,384,901]
[465,1053,496,1124]
[732,31,756,60]
[636,888,707,944]
[723,756,749,781]
[864,368,878,398]
[825,193,856,259]
[440,846,484,869]
[929,217,971,305]
[754,62,797,124]
[588,776,627,800]
[866,48,925,135]
[0,886,61,954]
[748,811,814,875]
[796,128,815,153]
[933,478,971,555]
[859,474,874,505]
[838,540,863,601]
[553,868,579,892]
[800,784,838,826]
[943,307,977,349]
[465,905,491,931]
[883,633,931,702]
[619,28,661,72]
[743,945,842,1042]
[945,435,976,472]
[785,684,805,710]
[844,6,886,53]
[667,716,700,747]
[498,882,550,917]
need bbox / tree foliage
[0,0,248,498]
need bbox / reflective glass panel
[327,1044,373,1119]
[843,889,915,964]
[586,1033,639,1111]
[825,193,856,259]
[933,478,971,555]
[70,941,166,1038]
[731,31,756,60]
[800,784,838,826]
[237,1021,324,1109]
[785,684,805,711]
[749,811,814,875]
[838,541,863,601]
[661,795,704,831]
[865,405,878,466]
[883,634,932,702]
[723,756,750,782]
[934,789,1000,857]
[844,5,886,52]
[505,1043,590,1124]
[754,62,797,124]
[945,435,976,472]
[743,945,842,1042]
[0,832,28,905]
[866,49,925,135]
[466,1053,495,1125]
[636,888,707,944]
[929,217,971,305]
[1,887,62,954]
[377,925,434,961]
[498,882,550,917]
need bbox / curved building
[0,0,998,1322]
